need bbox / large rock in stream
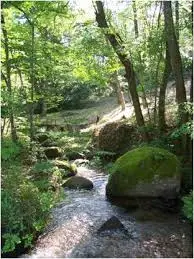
[106,147,181,208]
[97,216,127,234]
[63,176,93,190]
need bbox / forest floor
[25,78,190,157]
[37,77,191,131]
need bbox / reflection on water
[25,166,192,258]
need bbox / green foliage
[1,139,21,161]
[182,56,192,72]
[182,192,193,222]
[1,139,64,255]
[171,102,193,140]
[31,161,65,192]
[171,122,193,139]
[89,150,117,169]
[2,166,63,254]
[1,0,193,253]
[2,233,21,254]
[89,155,103,168]
[61,82,93,109]
[32,161,54,174]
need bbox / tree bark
[1,10,18,142]
[175,1,179,42]
[158,42,172,132]
[94,1,147,139]
[132,0,138,38]
[110,72,122,104]
[190,71,193,103]
[153,51,163,125]
[29,22,35,141]
[163,1,188,125]
[190,2,193,103]
[113,72,126,110]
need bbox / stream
[25,166,192,258]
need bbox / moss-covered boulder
[106,147,181,200]
[52,160,77,177]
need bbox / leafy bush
[89,155,103,168]
[31,161,54,176]
[171,102,193,139]
[1,139,64,255]
[182,192,193,222]
[171,121,193,140]
[182,56,192,72]
[135,135,174,154]
[1,139,22,162]
[89,151,117,169]
[1,165,59,254]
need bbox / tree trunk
[190,2,193,103]
[1,11,18,142]
[114,72,126,111]
[153,52,163,124]
[132,0,138,38]
[132,2,150,120]
[190,73,193,103]
[175,1,179,42]
[163,1,188,125]
[29,22,35,141]
[94,1,147,140]
[119,88,126,111]
[110,72,122,105]
[158,42,172,132]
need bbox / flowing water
[25,166,192,258]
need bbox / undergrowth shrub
[89,150,116,170]
[1,138,64,255]
[31,161,64,191]
[182,192,193,222]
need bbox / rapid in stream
[25,166,192,258]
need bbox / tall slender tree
[163,1,188,125]
[1,6,18,142]
[132,0,138,38]
[94,1,147,140]
[175,1,179,42]
[132,0,150,120]
[10,2,36,141]
[158,42,172,132]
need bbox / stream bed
[25,166,192,258]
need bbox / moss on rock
[52,160,77,177]
[106,147,181,199]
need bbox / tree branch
[9,2,32,25]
